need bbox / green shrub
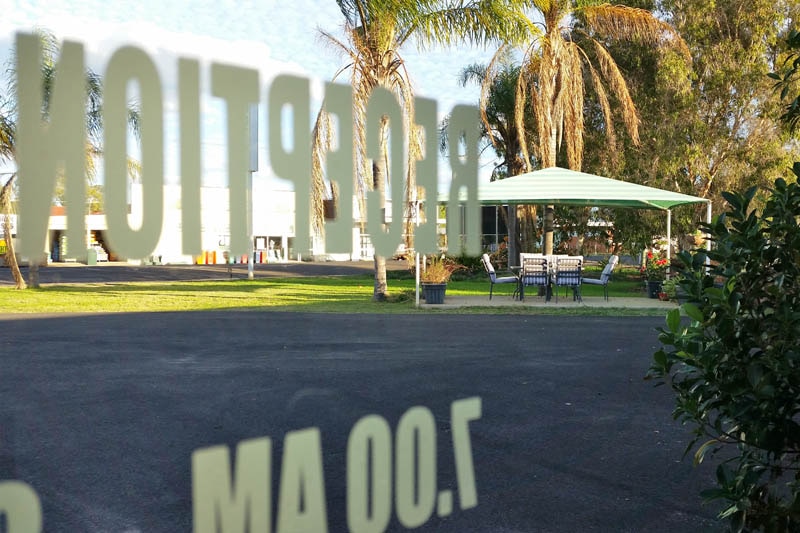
[647,169,800,532]
[660,276,680,301]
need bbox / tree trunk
[1,175,26,289]
[28,261,40,288]
[518,205,538,252]
[373,254,387,301]
[371,159,388,302]
[507,205,518,267]
[543,205,555,254]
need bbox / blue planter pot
[422,283,447,304]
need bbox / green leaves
[682,302,703,322]
[649,165,800,531]
[666,307,681,332]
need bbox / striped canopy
[443,167,708,210]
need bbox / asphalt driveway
[0,311,720,532]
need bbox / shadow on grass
[1,274,654,315]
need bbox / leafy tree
[312,0,532,301]
[456,56,540,257]
[771,28,800,132]
[649,170,800,531]
[614,0,797,236]
[498,0,686,255]
[650,29,800,528]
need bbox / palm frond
[591,39,640,145]
[0,101,14,161]
[560,42,584,169]
[475,50,505,151]
[515,55,537,172]
[580,4,690,60]
[310,108,331,236]
[586,60,617,156]
[405,0,537,48]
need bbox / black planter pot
[421,282,447,304]
[646,280,662,299]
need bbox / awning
[429,166,712,276]
[441,166,708,210]
[439,167,708,210]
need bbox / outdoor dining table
[513,254,584,302]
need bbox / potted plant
[640,250,669,298]
[419,255,462,304]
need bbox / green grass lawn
[0,271,657,315]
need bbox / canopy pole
[509,205,518,267]
[415,252,420,308]
[666,209,672,266]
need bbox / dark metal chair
[520,256,550,301]
[554,256,583,302]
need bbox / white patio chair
[582,255,619,301]
[481,253,518,300]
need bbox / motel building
[2,182,393,266]
[2,190,612,267]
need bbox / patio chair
[581,255,619,301]
[481,253,518,300]
[520,256,550,301]
[554,256,583,302]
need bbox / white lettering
[268,75,311,257]
[0,481,42,533]
[275,428,328,533]
[365,87,404,257]
[412,97,439,255]
[211,63,260,256]
[321,83,355,254]
[14,33,481,262]
[16,33,86,260]
[178,58,202,255]
[192,437,271,533]
[103,45,164,259]
[346,415,392,533]
[446,105,481,256]
[395,406,437,528]
[451,396,482,510]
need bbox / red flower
[647,251,654,259]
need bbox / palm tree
[494,1,687,254]
[1,88,26,288]
[312,0,533,301]
[1,29,140,288]
[457,56,540,259]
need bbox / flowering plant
[640,250,669,281]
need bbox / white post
[247,171,254,279]
[415,252,420,308]
[247,105,258,280]
[666,209,672,277]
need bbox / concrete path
[420,294,675,310]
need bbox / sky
[1,0,502,190]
